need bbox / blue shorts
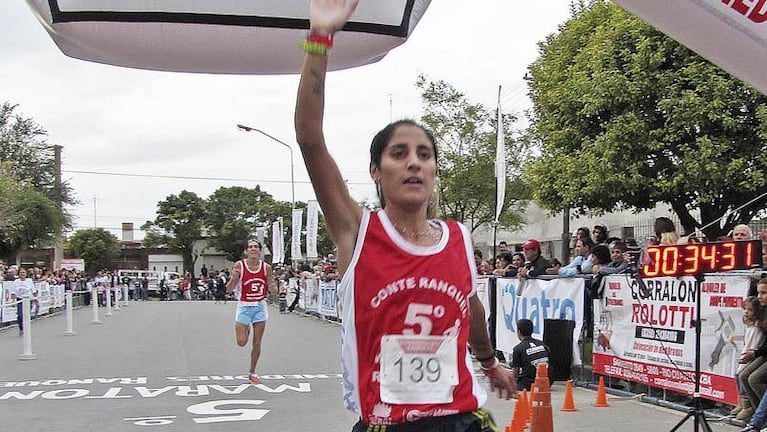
[235,301,268,325]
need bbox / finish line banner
[593,274,751,404]
[495,278,585,364]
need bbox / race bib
[379,335,458,404]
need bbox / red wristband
[307,33,333,48]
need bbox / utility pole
[93,194,98,228]
[53,145,63,271]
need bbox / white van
[116,270,181,298]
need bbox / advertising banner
[291,208,303,262]
[48,284,65,310]
[36,282,51,316]
[1,281,17,324]
[306,200,319,260]
[592,274,750,404]
[304,277,319,313]
[495,277,585,364]
[319,280,338,318]
[476,276,491,317]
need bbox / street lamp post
[236,124,295,209]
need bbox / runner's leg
[236,322,250,347]
[250,321,266,374]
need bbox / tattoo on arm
[310,68,324,95]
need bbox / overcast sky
[1,1,573,240]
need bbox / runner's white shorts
[235,300,268,325]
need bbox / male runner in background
[226,238,277,384]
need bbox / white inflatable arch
[25,0,431,74]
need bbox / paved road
[0,301,745,432]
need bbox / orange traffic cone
[527,386,534,420]
[530,363,554,432]
[518,389,531,424]
[593,376,610,407]
[508,396,526,432]
[561,380,578,411]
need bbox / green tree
[0,163,19,234]
[0,163,65,260]
[66,228,120,272]
[525,1,767,239]
[416,75,528,232]
[0,102,74,205]
[0,104,72,260]
[142,190,205,274]
[204,186,291,262]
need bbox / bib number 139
[379,335,458,404]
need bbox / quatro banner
[592,274,750,404]
[25,0,432,74]
[495,278,585,365]
[614,0,767,95]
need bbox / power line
[62,169,373,186]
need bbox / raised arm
[294,0,361,273]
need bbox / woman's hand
[310,0,359,35]
[480,359,516,399]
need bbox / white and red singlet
[338,209,486,426]
[235,259,268,304]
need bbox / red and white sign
[615,0,767,95]
[592,274,751,404]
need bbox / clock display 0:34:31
[641,240,762,278]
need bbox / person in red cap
[517,239,552,278]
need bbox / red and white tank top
[337,209,486,426]
[236,259,267,304]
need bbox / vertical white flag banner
[291,208,304,262]
[272,220,283,265]
[494,85,506,224]
[256,226,266,261]
[306,200,319,260]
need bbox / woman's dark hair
[517,318,534,337]
[576,226,592,241]
[654,217,676,239]
[591,244,611,265]
[370,119,439,216]
[578,237,595,250]
[370,119,437,167]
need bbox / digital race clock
[640,240,763,278]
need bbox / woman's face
[511,255,524,267]
[370,125,437,211]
